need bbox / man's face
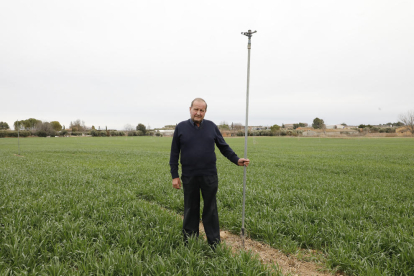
[190,100,207,125]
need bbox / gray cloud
[1,0,413,130]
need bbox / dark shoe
[209,241,220,251]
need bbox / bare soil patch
[200,223,343,276]
[151,202,344,276]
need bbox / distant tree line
[236,129,303,137]
[89,123,155,137]
[0,118,163,138]
[90,130,126,137]
[359,122,404,128]
[2,110,413,138]
[5,118,64,137]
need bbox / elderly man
[169,98,249,248]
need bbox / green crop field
[1,137,413,275]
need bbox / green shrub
[370,127,380,133]
[127,131,143,136]
[379,128,396,133]
[110,131,124,136]
[9,131,18,137]
[0,130,31,138]
[2,131,13,138]
[34,129,56,137]
[36,130,47,137]
[60,130,68,136]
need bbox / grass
[0,137,278,275]
[1,136,413,275]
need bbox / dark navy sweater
[169,119,240,178]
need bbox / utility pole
[241,29,257,248]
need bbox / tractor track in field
[146,201,344,276]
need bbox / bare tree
[70,119,86,132]
[399,110,414,135]
[233,123,243,131]
[124,124,135,136]
[35,121,55,137]
[124,124,134,131]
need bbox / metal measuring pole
[241,29,257,248]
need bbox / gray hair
[191,98,207,110]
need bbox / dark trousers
[181,175,220,246]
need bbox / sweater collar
[190,118,203,128]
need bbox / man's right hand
[172,178,181,189]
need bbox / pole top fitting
[241,30,257,38]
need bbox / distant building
[326,124,345,129]
[158,129,174,136]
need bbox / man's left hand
[237,158,250,167]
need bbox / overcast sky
[1,0,413,130]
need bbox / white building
[158,129,174,136]
[325,124,345,129]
